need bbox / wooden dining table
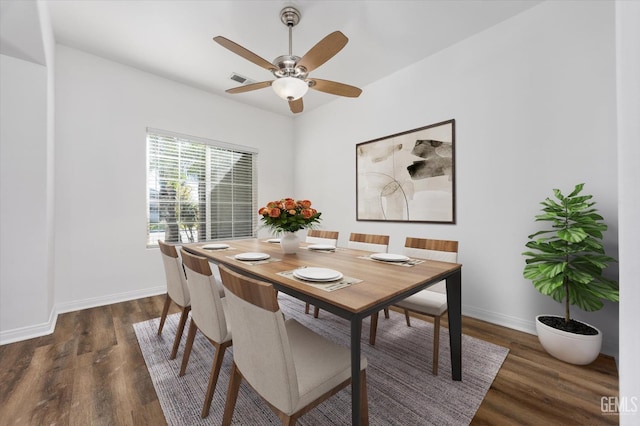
[183,238,462,426]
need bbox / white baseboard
[0,286,166,346]
[463,304,537,335]
[463,304,619,359]
[55,286,166,314]
[0,306,59,346]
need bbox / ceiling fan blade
[226,81,272,94]
[213,36,276,72]
[289,98,303,114]
[309,79,362,98]
[297,31,348,73]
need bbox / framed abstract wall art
[356,119,456,223]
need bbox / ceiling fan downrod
[273,7,307,80]
[280,7,299,56]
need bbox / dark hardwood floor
[0,295,619,425]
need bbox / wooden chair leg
[383,307,390,319]
[179,320,198,376]
[170,306,191,360]
[222,363,243,426]
[404,309,411,327]
[305,302,310,314]
[201,341,231,418]
[157,293,171,335]
[369,312,379,346]
[432,315,440,376]
[313,306,320,318]
[275,408,296,425]
[360,370,369,426]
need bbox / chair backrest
[306,229,339,245]
[158,240,190,306]
[403,237,458,293]
[180,250,229,343]
[348,233,390,253]
[218,265,299,413]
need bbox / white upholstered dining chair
[304,229,339,317]
[347,232,390,253]
[218,264,368,425]
[369,237,458,375]
[305,229,339,246]
[157,240,191,360]
[179,249,232,418]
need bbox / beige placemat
[277,269,362,292]
[357,255,425,267]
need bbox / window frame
[146,128,258,247]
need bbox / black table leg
[351,316,362,425]
[446,269,462,381]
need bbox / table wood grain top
[183,238,461,315]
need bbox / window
[146,128,257,247]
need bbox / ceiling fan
[214,6,362,114]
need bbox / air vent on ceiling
[229,73,255,85]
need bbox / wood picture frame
[356,119,456,223]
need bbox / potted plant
[522,183,618,365]
[258,198,322,253]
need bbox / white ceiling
[40,1,542,116]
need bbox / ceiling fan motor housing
[273,55,308,79]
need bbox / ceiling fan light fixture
[272,76,308,101]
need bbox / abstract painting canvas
[356,119,456,223]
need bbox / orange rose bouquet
[258,198,321,234]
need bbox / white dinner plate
[267,238,281,243]
[370,253,410,262]
[234,252,270,261]
[307,244,336,251]
[202,243,230,250]
[293,267,343,282]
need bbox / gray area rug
[134,294,508,425]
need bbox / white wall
[294,1,620,355]
[0,0,56,343]
[53,45,295,313]
[0,54,51,334]
[616,1,640,422]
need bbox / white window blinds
[146,129,257,247]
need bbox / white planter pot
[535,315,602,365]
